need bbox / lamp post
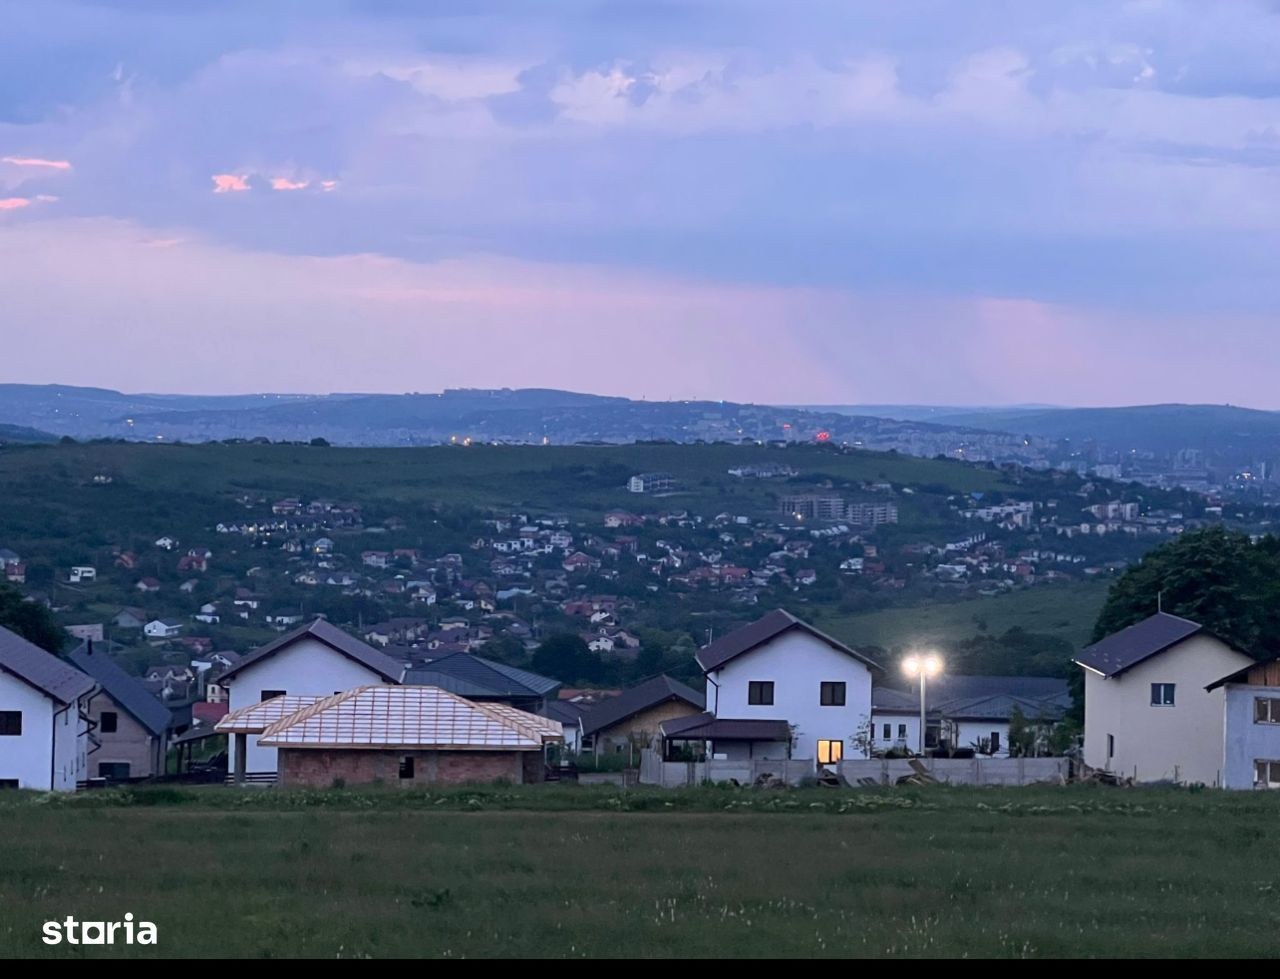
[903,653,943,756]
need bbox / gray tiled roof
[696,608,882,674]
[0,626,94,705]
[68,641,174,736]
[1074,613,1204,678]
[403,652,559,700]
[218,618,405,683]
[581,675,704,736]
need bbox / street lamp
[903,653,943,756]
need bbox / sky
[2,0,1280,407]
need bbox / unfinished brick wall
[278,748,534,787]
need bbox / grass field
[824,580,1110,652]
[1,783,1277,958]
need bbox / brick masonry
[278,748,544,787]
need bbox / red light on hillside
[816,431,831,441]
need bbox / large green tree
[1092,527,1280,658]
[0,583,68,653]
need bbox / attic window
[99,712,118,734]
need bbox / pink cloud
[320,180,338,192]
[211,173,250,193]
[270,177,310,191]
[1,156,72,170]
[0,197,31,211]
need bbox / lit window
[817,740,844,765]
[1150,683,1175,706]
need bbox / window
[990,731,1001,753]
[0,779,18,790]
[99,711,118,734]
[820,682,846,707]
[0,712,20,736]
[97,762,130,780]
[1254,760,1280,788]
[882,723,891,740]
[1255,698,1280,725]
[817,739,844,765]
[897,724,907,739]
[747,681,774,706]
[1150,683,1176,706]
[399,756,415,779]
[260,689,286,702]
[1107,734,1115,759]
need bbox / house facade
[0,626,95,791]
[693,609,880,768]
[217,619,405,777]
[581,675,704,756]
[1208,659,1280,790]
[1076,613,1254,785]
[69,642,173,780]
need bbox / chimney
[87,638,94,656]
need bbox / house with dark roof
[1075,612,1254,785]
[580,675,704,757]
[682,609,882,770]
[1206,659,1280,790]
[403,653,559,712]
[216,618,407,779]
[871,675,1071,758]
[0,625,96,791]
[69,640,174,780]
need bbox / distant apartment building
[628,472,675,494]
[846,501,899,527]
[779,494,847,521]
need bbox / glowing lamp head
[904,653,943,678]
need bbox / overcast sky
[2,1,1279,406]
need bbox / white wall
[1222,684,1280,790]
[1082,634,1252,785]
[870,711,920,755]
[706,631,873,764]
[0,672,55,789]
[226,638,393,774]
[52,695,88,791]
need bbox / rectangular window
[97,762,130,780]
[99,711,118,734]
[898,724,907,739]
[882,723,891,740]
[817,739,844,765]
[1254,760,1280,788]
[747,681,774,706]
[1255,698,1280,725]
[990,731,1001,753]
[0,779,18,789]
[1107,734,1115,759]
[1150,683,1175,706]
[260,689,286,702]
[0,712,21,736]
[820,681,846,707]
[399,756,415,779]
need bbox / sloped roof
[581,675,704,736]
[68,641,172,736]
[1074,613,1205,678]
[540,699,591,725]
[660,712,791,742]
[936,693,1068,723]
[217,619,405,684]
[257,685,551,751]
[0,625,94,705]
[695,608,882,674]
[216,695,322,734]
[403,652,559,699]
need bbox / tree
[0,583,67,653]
[531,633,602,685]
[1092,527,1280,659]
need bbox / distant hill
[0,423,57,444]
[922,404,1280,455]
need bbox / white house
[216,619,405,777]
[688,609,881,769]
[144,618,184,639]
[1075,612,1254,786]
[1207,659,1280,790]
[0,626,95,791]
[68,566,97,584]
